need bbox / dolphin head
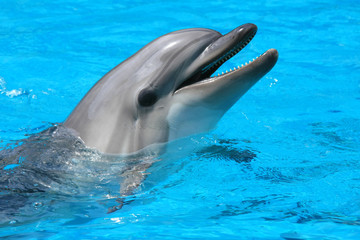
[64,24,278,154]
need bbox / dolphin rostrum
[64,23,278,154]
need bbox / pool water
[1,0,360,239]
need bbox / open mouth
[175,24,276,92]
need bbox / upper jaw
[175,23,277,93]
[198,23,258,77]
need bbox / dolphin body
[64,24,278,155]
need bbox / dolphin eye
[138,89,158,107]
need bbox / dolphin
[64,23,278,154]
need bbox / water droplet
[33,202,43,208]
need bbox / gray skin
[64,23,278,155]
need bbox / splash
[0,124,157,225]
[0,77,35,99]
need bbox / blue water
[1,0,360,239]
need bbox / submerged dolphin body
[64,24,278,154]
